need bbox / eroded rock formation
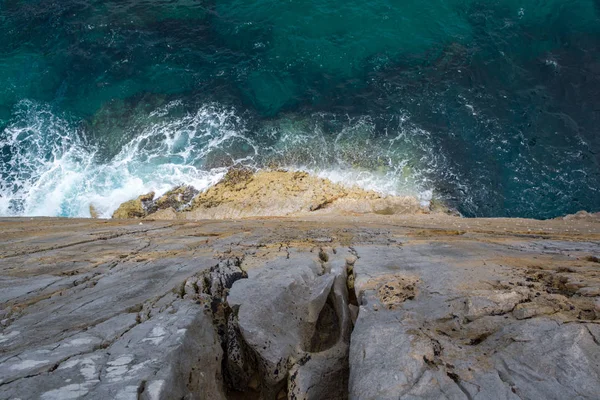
[1,214,599,399]
[112,169,433,220]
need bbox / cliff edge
[1,214,599,399]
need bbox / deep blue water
[1,0,599,218]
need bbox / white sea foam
[259,112,439,205]
[0,101,237,217]
[0,100,437,217]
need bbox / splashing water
[0,100,441,217]
[1,0,600,218]
[0,101,243,217]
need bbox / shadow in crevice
[308,294,341,353]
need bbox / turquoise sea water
[1,0,599,218]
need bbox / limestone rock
[512,302,557,319]
[149,185,199,214]
[1,214,600,399]
[112,169,446,220]
[226,251,337,397]
[578,286,600,297]
[0,225,227,399]
[146,207,178,220]
[214,250,354,399]
[113,185,199,220]
[182,169,426,219]
[561,210,600,221]
[348,240,600,400]
[462,290,529,321]
[111,192,155,219]
[287,258,353,400]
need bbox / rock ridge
[111,169,445,220]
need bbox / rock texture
[112,169,430,220]
[184,169,427,219]
[0,214,599,399]
[112,186,199,220]
[111,192,155,219]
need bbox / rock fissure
[191,250,358,399]
[447,371,475,400]
[2,217,600,399]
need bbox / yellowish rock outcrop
[112,192,154,219]
[170,169,426,220]
[114,169,447,220]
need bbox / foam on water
[309,168,433,208]
[0,101,434,218]
[2,0,600,219]
[0,101,240,217]
[257,111,448,206]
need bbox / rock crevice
[1,216,599,399]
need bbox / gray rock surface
[349,240,600,399]
[0,215,599,399]
[225,250,353,399]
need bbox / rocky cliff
[110,169,434,220]
[1,213,599,399]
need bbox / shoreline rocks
[112,185,199,220]
[111,192,155,219]
[113,168,450,220]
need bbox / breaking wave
[0,100,440,218]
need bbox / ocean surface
[1,0,599,218]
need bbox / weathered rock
[113,186,200,220]
[578,286,600,297]
[0,248,227,399]
[512,302,557,319]
[348,239,600,400]
[287,257,353,400]
[1,214,599,399]
[146,207,178,220]
[111,192,155,219]
[149,185,199,214]
[561,210,600,221]
[179,169,427,219]
[226,249,349,399]
[462,290,529,321]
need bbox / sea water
[1,0,599,218]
